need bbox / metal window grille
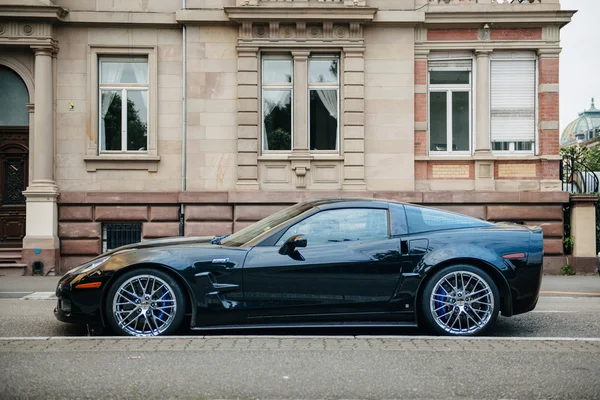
[102,223,142,252]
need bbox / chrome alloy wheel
[429,271,494,335]
[112,275,177,336]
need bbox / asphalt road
[1,337,599,400]
[0,275,599,399]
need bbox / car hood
[104,235,216,256]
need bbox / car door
[242,206,404,322]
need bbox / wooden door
[0,127,28,248]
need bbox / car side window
[276,208,389,246]
[389,204,408,236]
[405,205,490,234]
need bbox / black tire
[105,268,186,336]
[420,264,500,336]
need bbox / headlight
[70,256,111,275]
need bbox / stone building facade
[0,0,574,274]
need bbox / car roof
[299,197,405,209]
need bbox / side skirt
[190,321,418,331]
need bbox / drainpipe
[179,0,187,236]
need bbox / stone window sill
[83,155,161,172]
[258,154,344,162]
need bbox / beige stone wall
[363,26,414,191]
[54,26,184,192]
[185,25,239,191]
[55,0,237,11]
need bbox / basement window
[102,223,142,252]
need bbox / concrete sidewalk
[540,275,600,295]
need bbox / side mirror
[278,234,307,260]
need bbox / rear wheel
[421,265,500,336]
[105,268,185,336]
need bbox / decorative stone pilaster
[473,50,495,191]
[474,160,495,190]
[474,50,492,155]
[236,47,260,190]
[292,51,310,155]
[22,46,60,274]
[342,47,366,190]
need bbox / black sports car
[55,198,544,336]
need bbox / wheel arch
[414,258,513,327]
[101,263,198,329]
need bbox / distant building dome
[560,98,600,146]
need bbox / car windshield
[219,202,316,247]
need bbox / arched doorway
[0,65,30,247]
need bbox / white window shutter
[490,59,536,143]
[428,60,472,71]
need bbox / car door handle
[401,240,409,255]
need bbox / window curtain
[315,90,338,119]
[131,63,149,109]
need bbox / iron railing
[560,155,600,194]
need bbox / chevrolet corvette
[55,198,543,336]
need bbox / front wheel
[421,265,500,336]
[106,268,185,336]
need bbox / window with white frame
[99,57,149,153]
[428,59,472,154]
[309,56,339,151]
[490,52,536,153]
[261,53,340,153]
[262,56,293,151]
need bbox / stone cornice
[235,20,367,47]
[371,11,423,26]
[224,6,377,23]
[176,9,229,24]
[0,20,58,48]
[70,11,178,26]
[0,4,68,21]
[424,10,575,28]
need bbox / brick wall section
[540,129,560,155]
[414,60,427,85]
[495,161,539,180]
[540,92,559,121]
[414,59,427,156]
[539,58,559,85]
[415,161,427,180]
[539,56,560,157]
[431,164,470,180]
[415,162,477,181]
[414,131,427,156]
[490,28,542,41]
[541,160,560,180]
[427,29,478,41]
[414,93,427,123]
[493,160,559,181]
